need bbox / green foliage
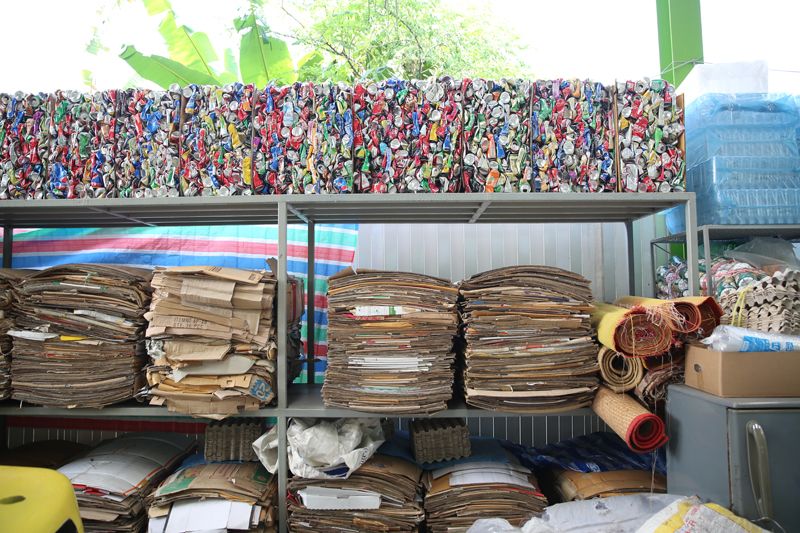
[273,0,533,81]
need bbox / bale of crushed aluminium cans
[116,86,182,198]
[435,75,465,192]
[617,78,685,193]
[252,84,300,194]
[461,78,533,193]
[275,81,316,194]
[530,79,616,193]
[0,91,49,200]
[308,81,354,194]
[180,84,254,197]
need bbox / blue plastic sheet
[686,93,800,132]
[500,431,666,476]
[686,126,799,169]
[377,430,510,469]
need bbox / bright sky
[0,0,798,93]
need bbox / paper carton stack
[204,418,264,462]
[720,269,800,334]
[409,418,471,464]
[287,454,425,532]
[147,455,278,533]
[458,266,599,413]
[9,264,152,408]
[323,268,459,415]
[424,457,548,532]
[0,269,30,400]
[143,264,304,418]
[57,432,196,533]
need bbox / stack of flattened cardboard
[147,455,277,533]
[0,269,31,400]
[143,264,304,418]
[9,264,152,408]
[424,456,548,532]
[539,468,667,502]
[287,454,425,533]
[458,266,599,413]
[323,268,459,415]
[408,418,471,464]
[204,418,264,462]
[57,432,196,533]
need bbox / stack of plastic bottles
[681,93,800,227]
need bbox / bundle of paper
[0,269,31,400]
[408,418,471,464]
[143,264,304,418]
[287,453,424,533]
[323,268,459,415]
[57,432,196,533]
[204,418,265,462]
[424,457,548,533]
[458,266,600,413]
[148,455,277,533]
[9,264,152,408]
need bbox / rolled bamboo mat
[674,296,723,336]
[613,295,701,334]
[597,346,644,393]
[592,384,668,453]
[642,351,685,371]
[590,303,672,358]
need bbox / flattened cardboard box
[546,469,667,501]
[686,344,800,398]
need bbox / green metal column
[657,0,704,87]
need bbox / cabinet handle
[746,420,773,521]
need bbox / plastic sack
[252,417,384,479]
[634,496,769,533]
[701,325,800,352]
[501,432,666,476]
[725,237,800,274]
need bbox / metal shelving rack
[0,192,698,532]
[650,224,800,297]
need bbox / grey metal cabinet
[667,384,800,532]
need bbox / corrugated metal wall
[355,215,670,443]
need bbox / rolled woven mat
[613,295,701,334]
[674,296,722,337]
[642,350,685,371]
[635,364,685,407]
[590,303,672,358]
[592,384,668,453]
[597,346,644,393]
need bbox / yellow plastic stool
[0,465,84,533]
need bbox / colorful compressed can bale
[461,78,532,193]
[253,83,302,194]
[0,91,49,200]
[180,83,254,197]
[116,86,182,198]
[530,79,616,193]
[307,81,353,194]
[617,78,685,193]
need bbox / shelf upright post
[306,222,315,388]
[277,200,289,533]
[624,221,636,296]
[3,224,12,268]
[703,226,713,297]
[684,195,700,296]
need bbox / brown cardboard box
[685,344,800,398]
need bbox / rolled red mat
[613,295,701,334]
[591,384,668,453]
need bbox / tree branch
[383,3,424,78]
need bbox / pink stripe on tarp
[12,238,353,262]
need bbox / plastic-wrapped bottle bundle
[461,78,532,193]
[179,84,254,196]
[686,93,800,131]
[0,91,49,200]
[116,87,182,199]
[530,79,616,193]
[617,78,685,192]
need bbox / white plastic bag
[701,325,800,352]
[252,417,384,479]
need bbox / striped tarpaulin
[1,224,358,383]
